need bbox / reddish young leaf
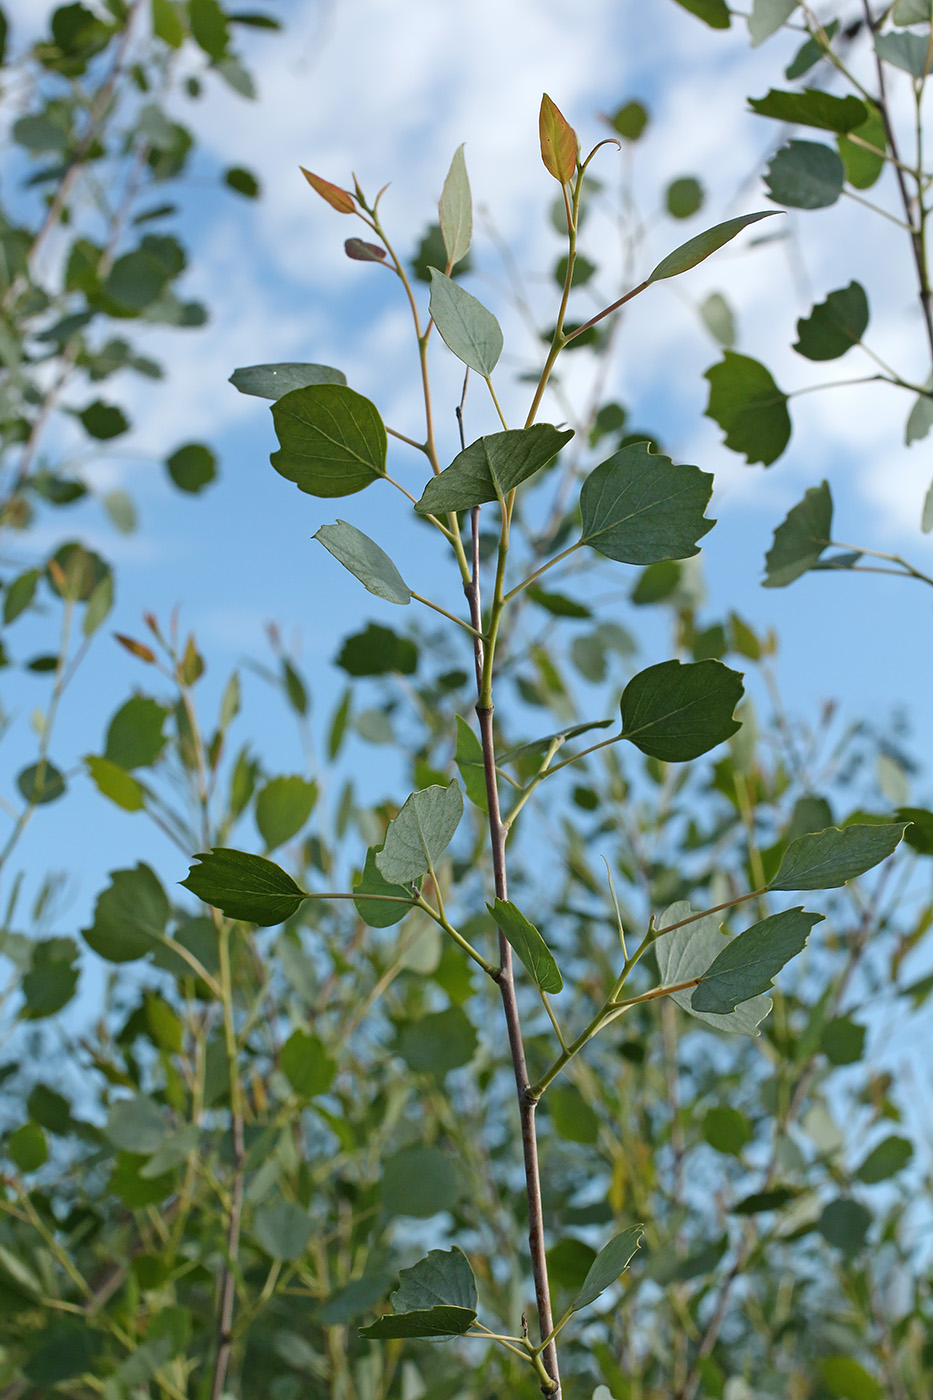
[114,634,157,663]
[539,94,578,184]
[345,238,387,262]
[299,167,356,214]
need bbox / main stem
[466,517,560,1396]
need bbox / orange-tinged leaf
[299,167,356,214]
[539,94,578,184]
[114,633,157,663]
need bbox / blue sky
[2,0,932,1015]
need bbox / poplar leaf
[181,848,308,926]
[455,716,488,812]
[376,780,463,884]
[655,902,772,1034]
[571,1227,643,1312]
[271,384,387,497]
[793,282,868,360]
[770,823,907,891]
[705,352,790,466]
[353,847,417,927]
[766,140,844,209]
[748,0,798,45]
[428,270,503,376]
[619,659,744,762]
[579,441,714,563]
[647,211,779,283]
[299,167,355,213]
[230,362,346,400]
[359,1306,475,1340]
[692,907,822,1012]
[763,481,832,586]
[671,0,730,26]
[439,144,472,266]
[539,93,578,183]
[749,88,867,133]
[488,897,563,993]
[315,521,411,604]
[416,424,572,515]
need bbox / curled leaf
[345,238,387,262]
[539,93,578,184]
[300,166,356,214]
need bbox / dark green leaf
[359,1306,476,1339]
[607,101,649,140]
[17,762,66,805]
[579,441,714,563]
[733,1186,799,1214]
[336,623,417,676]
[765,140,844,208]
[763,480,832,586]
[655,901,773,1034]
[393,1246,477,1313]
[416,424,572,515]
[749,87,867,133]
[224,166,259,197]
[819,1357,882,1400]
[549,1084,600,1143]
[3,569,41,624]
[770,823,906,890]
[428,269,502,376]
[253,1202,312,1261]
[83,864,170,961]
[666,176,704,218]
[376,780,463,883]
[702,1106,753,1155]
[412,221,471,282]
[317,1273,395,1326]
[229,362,346,400]
[489,897,563,993]
[619,659,743,761]
[255,775,317,850]
[22,1322,103,1387]
[315,521,411,603]
[526,586,591,618]
[439,145,472,267]
[397,1007,478,1075]
[855,1135,912,1183]
[571,1226,643,1312]
[671,0,730,27]
[104,695,169,769]
[47,542,110,602]
[280,1029,336,1097]
[166,443,216,493]
[794,282,868,360]
[818,1197,871,1256]
[704,351,790,466]
[181,848,308,926]
[821,1015,866,1065]
[647,211,779,282]
[271,384,387,498]
[381,1144,463,1217]
[454,715,488,812]
[785,22,839,79]
[352,847,417,927]
[78,400,129,439]
[692,907,823,1012]
[21,940,78,1019]
[189,0,228,59]
[8,1123,48,1172]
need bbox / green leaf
[488,897,563,993]
[315,521,411,604]
[692,907,823,1013]
[17,762,66,805]
[181,848,308,926]
[571,1226,643,1312]
[85,755,146,811]
[104,695,169,769]
[875,30,933,77]
[439,144,472,267]
[353,847,417,927]
[893,0,933,20]
[47,542,110,602]
[699,291,735,347]
[393,1246,477,1312]
[3,569,41,624]
[821,1015,866,1065]
[336,622,417,676]
[549,1085,599,1143]
[139,1124,200,1178]
[79,400,129,439]
[607,100,649,140]
[21,941,79,1019]
[748,0,798,45]
[412,221,472,282]
[22,1322,103,1387]
[255,775,317,850]
[704,351,790,466]
[837,103,886,189]
[253,1202,312,1261]
[498,718,614,764]
[105,1095,168,1154]
[83,574,114,637]
[763,480,833,586]
[455,715,488,812]
[152,0,185,46]
[189,0,228,59]
[376,780,463,883]
[654,902,773,1034]
[83,864,169,962]
[167,442,216,493]
[579,441,714,564]
[770,823,906,890]
[280,1029,336,1097]
[526,586,591,618]
[818,1197,871,1256]
[397,1007,478,1075]
[794,282,868,360]
[906,389,933,447]
[765,139,844,208]
[702,1106,753,1156]
[271,384,387,498]
[416,424,572,515]
[8,1123,48,1172]
[785,21,838,79]
[428,269,503,376]
[359,1306,476,1340]
[749,87,867,133]
[666,176,704,218]
[230,361,346,399]
[647,211,779,282]
[619,659,743,762]
[381,1144,463,1217]
[819,1356,882,1400]
[317,1272,396,1326]
[671,0,730,27]
[855,1134,912,1184]
[225,165,260,197]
